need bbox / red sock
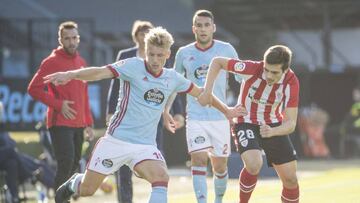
[281,185,299,203]
[239,168,258,203]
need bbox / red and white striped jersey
[227,59,299,125]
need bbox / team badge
[144,88,165,106]
[102,159,113,168]
[241,140,248,147]
[234,62,245,72]
[194,136,206,144]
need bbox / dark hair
[58,21,78,38]
[131,20,154,43]
[264,45,292,72]
[193,9,214,24]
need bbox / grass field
[9,132,360,203]
[54,160,360,203]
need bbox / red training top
[28,47,93,128]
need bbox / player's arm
[162,92,178,133]
[43,66,114,85]
[260,107,298,138]
[188,84,247,120]
[197,57,230,106]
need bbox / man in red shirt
[198,45,300,203]
[28,21,94,192]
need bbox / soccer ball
[99,177,115,194]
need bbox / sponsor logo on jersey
[102,159,113,168]
[194,64,208,81]
[144,88,165,106]
[234,61,245,72]
[194,136,206,144]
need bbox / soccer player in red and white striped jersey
[198,45,300,203]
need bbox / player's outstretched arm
[43,66,114,85]
[188,84,247,120]
[198,57,230,106]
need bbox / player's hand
[173,114,185,129]
[84,126,95,141]
[163,111,176,134]
[197,91,212,106]
[225,104,247,121]
[61,100,77,120]
[43,72,72,86]
[260,123,273,138]
[105,114,113,127]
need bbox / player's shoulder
[178,42,197,52]
[284,68,299,85]
[213,40,234,48]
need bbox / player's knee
[244,159,263,175]
[213,164,227,174]
[282,174,298,187]
[152,170,169,183]
[191,154,208,167]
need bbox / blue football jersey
[174,40,238,120]
[107,57,192,145]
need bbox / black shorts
[232,123,297,167]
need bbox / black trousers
[49,126,84,190]
[115,117,164,203]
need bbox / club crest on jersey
[144,88,165,106]
[102,159,113,168]
[194,136,206,144]
[234,61,245,72]
[194,64,208,81]
[241,140,248,147]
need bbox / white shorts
[87,135,165,175]
[186,120,231,157]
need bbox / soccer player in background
[198,45,300,203]
[45,27,247,203]
[163,9,239,203]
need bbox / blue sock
[149,182,167,203]
[192,166,207,203]
[69,174,84,195]
[214,170,228,203]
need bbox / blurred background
[1,0,360,168]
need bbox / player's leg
[210,156,228,203]
[191,151,209,203]
[273,161,299,203]
[208,120,231,203]
[263,133,299,203]
[134,160,169,203]
[187,120,213,203]
[233,123,263,203]
[56,135,128,202]
[55,169,106,202]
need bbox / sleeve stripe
[106,65,119,78]
[179,83,194,94]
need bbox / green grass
[165,168,360,203]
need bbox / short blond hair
[58,21,78,38]
[144,27,174,50]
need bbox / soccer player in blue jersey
[163,10,239,203]
[44,27,247,203]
